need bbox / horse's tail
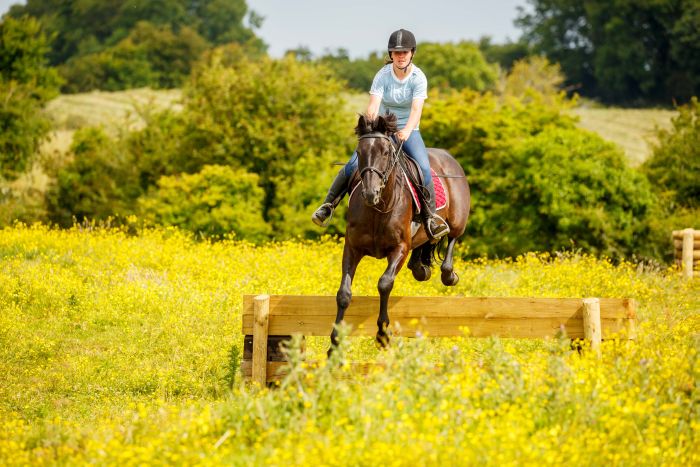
[431,235,449,264]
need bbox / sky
[0,0,529,58]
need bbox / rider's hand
[396,128,411,142]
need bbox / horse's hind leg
[377,244,409,348]
[440,236,459,286]
[407,245,431,282]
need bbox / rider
[311,28,449,241]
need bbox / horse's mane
[354,112,398,137]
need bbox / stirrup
[312,203,335,227]
[426,214,450,242]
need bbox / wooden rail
[241,294,637,385]
[672,229,699,279]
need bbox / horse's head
[355,113,398,206]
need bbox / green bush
[138,165,271,241]
[422,88,657,259]
[177,49,354,237]
[417,42,499,91]
[0,16,60,179]
[46,127,142,226]
[642,97,700,209]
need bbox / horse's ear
[375,114,388,135]
[355,113,371,137]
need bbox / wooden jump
[673,229,699,279]
[242,294,637,385]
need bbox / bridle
[358,132,403,189]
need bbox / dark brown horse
[330,113,471,350]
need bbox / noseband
[358,132,402,187]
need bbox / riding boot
[312,168,349,227]
[422,180,450,241]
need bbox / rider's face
[392,50,412,69]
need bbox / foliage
[0,225,697,464]
[314,48,384,91]
[138,165,271,241]
[498,56,565,99]
[416,41,499,91]
[478,36,531,71]
[177,49,354,237]
[8,0,265,91]
[46,127,142,226]
[422,87,657,258]
[642,97,700,209]
[0,16,60,179]
[60,21,208,92]
[517,0,700,104]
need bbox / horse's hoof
[375,333,391,349]
[411,264,431,282]
[441,270,459,286]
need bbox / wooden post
[582,298,601,356]
[252,294,270,386]
[682,228,694,279]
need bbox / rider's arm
[397,98,425,141]
[366,94,382,120]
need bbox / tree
[178,48,354,237]
[642,97,700,208]
[517,0,700,104]
[417,42,498,91]
[8,0,266,91]
[0,15,60,179]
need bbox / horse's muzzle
[362,188,381,207]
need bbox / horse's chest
[347,226,406,258]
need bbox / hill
[43,89,677,165]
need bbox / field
[0,224,698,464]
[42,89,676,166]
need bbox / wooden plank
[674,249,700,260]
[672,229,699,240]
[252,295,270,386]
[673,239,700,250]
[242,295,636,338]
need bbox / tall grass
[0,224,697,464]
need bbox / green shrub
[422,88,657,259]
[0,16,60,179]
[642,97,700,209]
[417,42,499,91]
[177,49,354,237]
[46,127,142,226]
[138,165,271,241]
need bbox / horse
[330,112,471,350]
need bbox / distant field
[571,106,676,166]
[43,89,676,165]
[43,88,182,154]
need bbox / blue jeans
[344,130,432,187]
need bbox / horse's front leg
[377,244,409,348]
[329,243,362,355]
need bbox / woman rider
[311,28,449,241]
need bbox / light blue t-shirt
[369,64,428,130]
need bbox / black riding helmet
[388,29,416,72]
[388,29,416,52]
